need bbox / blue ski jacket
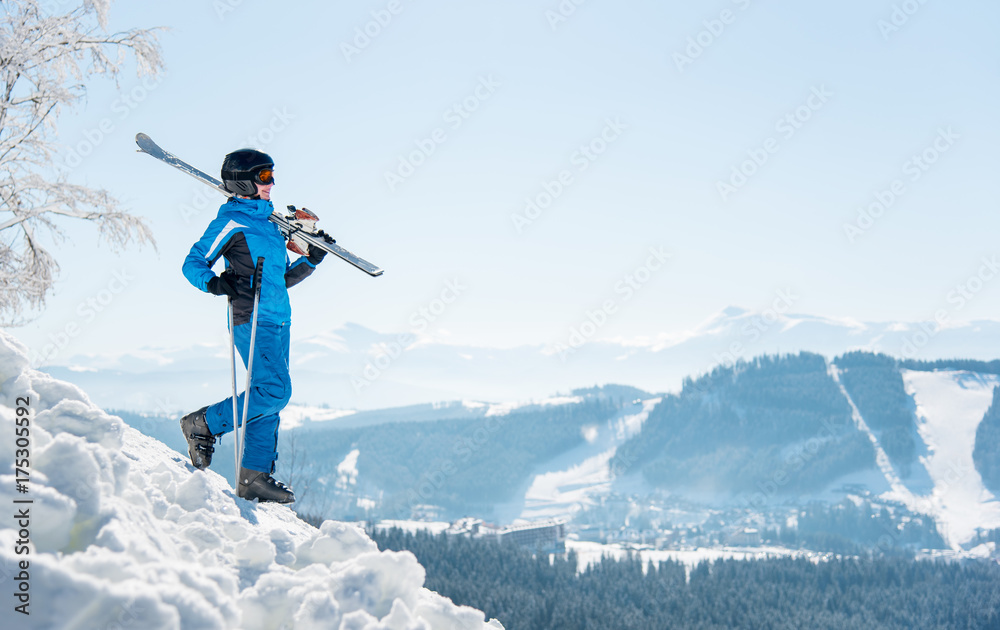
[182,197,316,326]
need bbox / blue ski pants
[205,321,291,472]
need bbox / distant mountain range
[41,307,1000,414]
[115,353,1000,553]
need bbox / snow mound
[0,331,503,630]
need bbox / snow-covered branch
[0,0,163,326]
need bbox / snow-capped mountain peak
[38,310,1000,414]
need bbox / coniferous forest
[974,385,1000,495]
[372,528,1000,630]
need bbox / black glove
[207,271,239,298]
[307,246,327,266]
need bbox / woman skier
[178,148,325,503]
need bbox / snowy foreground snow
[0,331,503,630]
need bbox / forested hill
[617,352,875,495]
[835,351,918,474]
[974,386,1000,495]
[290,396,625,519]
[619,350,1000,500]
[116,351,1000,524]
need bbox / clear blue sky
[14,0,1000,363]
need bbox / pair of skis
[134,133,383,277]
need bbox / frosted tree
[0,0,163,325]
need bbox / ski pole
[229,295,239,491]
[237,257,265,482]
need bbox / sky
[9,0,1000,365]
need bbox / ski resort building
[447,518,567,552]
[498,520,567,552]
[726,527,762,547]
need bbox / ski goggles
[254,167,275,186]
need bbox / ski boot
[238,467,295,504]
[180,407,216,470]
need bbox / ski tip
[135,132,157,154]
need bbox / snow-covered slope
[495,397,660,523]
[898,370,1000,549]
[807,365,1000,551]
[0,332,503,630]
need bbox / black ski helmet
[221,149,275,197]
